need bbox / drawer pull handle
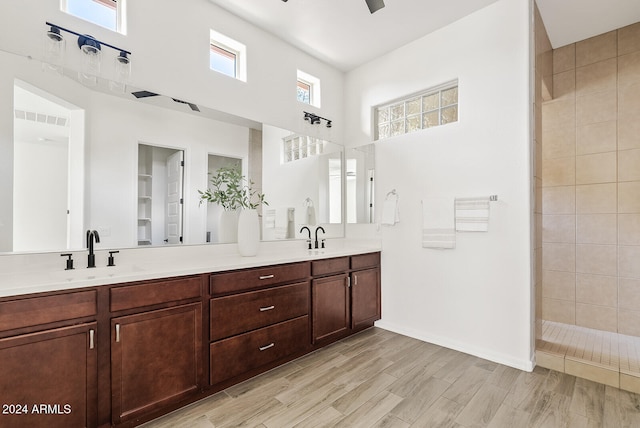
[259,343,275,351]
[89,329,95,350]
[115,324,120,343]
[260,305,275,312]
[259,274,275,280]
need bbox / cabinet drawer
[210,281,309,341]
[351,252,380,270]
[311,257,349,277]
[209,262,310,295]
[0,290,97,332]
[110,276,202,312]
[210,315,308,385]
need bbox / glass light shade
[79,44,101,86]
[109,52,131,93]
[42,29,65,74]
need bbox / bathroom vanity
[0,245,381,428]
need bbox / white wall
[0,0,344,138]
[344,0,533,370]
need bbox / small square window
[63,0,124,33]
[210,29,246,82]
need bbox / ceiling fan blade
[365,0,385,14]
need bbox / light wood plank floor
[141,328,640,428]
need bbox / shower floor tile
[537,320,640,393]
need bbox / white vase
[218,210,238,243]
[237,209,260,256]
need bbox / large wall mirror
[0,49,348,255]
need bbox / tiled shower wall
[541,23,640,335]
[534,5,552,342]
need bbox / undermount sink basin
[50,265,145,282]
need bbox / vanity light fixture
[43,25,65,72]
[44,22,132,86]
[303,111,332,128]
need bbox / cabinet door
[312,273,350,343]
[351,268,381,329]
[111,303,202,425]
[0,323,97,428]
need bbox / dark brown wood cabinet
[312,273,350,343]
[351,267,381,329]
[209,262,311,386]
[1,251,379,427]
[312,253,381,344]
[111,303,202,425]
[0,323,98,428]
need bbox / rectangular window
[210,29,246,82]
[63,0,125,33]
[374,81,458,140]
[296,70,321,108]
[297,79,312,104]
[210,44,237,78]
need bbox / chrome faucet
[314,226,325,249]
[300,226,312,249]
[86,229,100,268]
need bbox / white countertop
[0,239,381,298]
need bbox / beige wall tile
[543,242,576,272]
[575,303,617,332]
[618,51,640,89]
[618,118,640,150]
[620,374,640,395]
[543,270,576,301]
[618,22,640,56]
[576,152,617,185]
[576,58,617,96]
[577,214,617,245]
[618,149,640,182]
[542,157,575,187]
[619,214,640,245]
[619,309,640,336]
[576,90,617,126]
[576,273,617,307]
[543,214,576,243]
[542,297,575,324]
[576,31,617,67]
[553,70,575,100]
[543,126,575,159]
[576,183,617,213]
[576,121,617,155]
[543,186,575,214]
[619,245,640,279]
[619,277,640,310]
[619,181,640,213]
[542,98,576,130]
[554,44,576,74]
[619,83,640,119]
[576,244,617,276]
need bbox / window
[297,79,312,104]
[210,29,246,81]
[297,70,321,107]
[62,0,125,33]
[374,81,458,140]
[282,134,325,163]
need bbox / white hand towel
[455,197,490,232]
[422,198,455,249]
[381,196,399,225]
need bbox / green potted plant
[198,166,267,255]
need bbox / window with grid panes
[375,82,458,140]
